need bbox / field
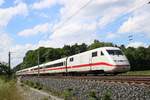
[0,77,22,100]
[121,70,150,75]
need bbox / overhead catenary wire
[47,0,149,42]
[126,1,150,44]
[47,0,93,39]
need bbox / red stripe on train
[25,62,129,74]
[45,62,113,71]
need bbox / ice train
[16,47,130,76]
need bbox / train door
[65,57,68,75]
[89,56,92,71]
[90,51,98,71]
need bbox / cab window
[70,57,74,62]
[101,51,104,56]
[92,51,97,57]
[107,50,123,55]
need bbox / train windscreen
[106,50,123,55]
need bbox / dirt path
[17,80,63,100]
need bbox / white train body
[16,47,130,76]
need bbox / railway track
[21,75,150,100]
[38,75,150,86]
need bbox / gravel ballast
[21,76,150,100]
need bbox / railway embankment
[17,78,63,100]
[20,76,150,100]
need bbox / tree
[63,45,72,56]
[71,43,80,54]
[23,50,37,68]
[37,47,48,64]
[123,46,150,71]
[79,43,88,53]
[88,40,114,50]
[0,62,12,76]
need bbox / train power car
[16,47,130,76]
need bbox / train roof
[93,47,120,50]
[39,57,67,67]
[68,46,120,58]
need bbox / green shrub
[23,80,43,90]
[102,90,112,100]
[35,82,43,90]
[20,83,24,87]
[63,88,74,100]
[88,91,98,100]
[42,97,49,100]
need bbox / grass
[0,76,23,100]
[120,70,150,75]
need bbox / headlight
[114,60,125,62]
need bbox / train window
[107,50,123,55]
[92,51,97,57]
[45,62,63,68]
[34,67,42,70]
[70,57,74,62]
[55,62,63,66]
[46,64,52,68]
[101,51,104,56]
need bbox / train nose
[113,65,130,72]
[113,59,130,65]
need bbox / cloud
[39,32,98,48]
[51,21,97,38]
[48,0,148,42]
[0,2,28,28]
[45,18,99,47]
[0,33,13,62]
[0,0,4,6]
[18,23,50,37]
[10,44,37,67]
[0,33,13,47]
[105,32,119,39]
[58,0,133,29]
[32,0,149,48]
[127,41,148,48]
[118,1,150,37]
[0,33,37,68]
[39,13,49,18]
[31,0,149,43]
[32,0,57,10]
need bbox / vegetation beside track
[23,80,43,90]
[0,76,23,100]
[0,62,23,100]
[120,70,150,75]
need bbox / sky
[0,0,150,67]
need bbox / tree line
[13,40,150,72]
[0,62,12,77]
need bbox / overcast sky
[0,0,149,67]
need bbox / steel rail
[36,75,150,86]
